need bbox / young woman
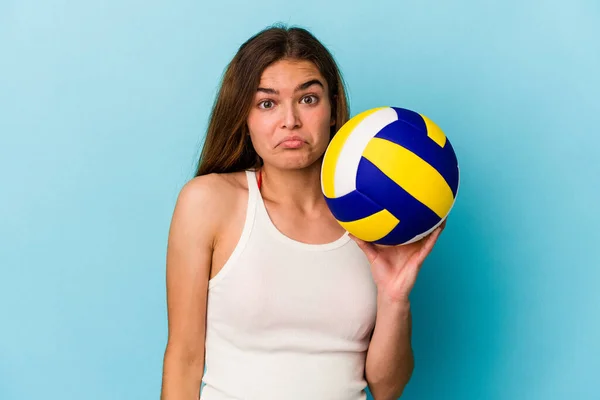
[160,25,445,400]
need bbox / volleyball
[321,106,460,246]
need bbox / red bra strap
[257,169,262,190]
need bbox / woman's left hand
[350,220,447,304]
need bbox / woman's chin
[265,153,322,171]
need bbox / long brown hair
[194,24,350,177]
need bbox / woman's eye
[259,100,274,109]
[301,95,318,105]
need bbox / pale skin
[160,58,445,400]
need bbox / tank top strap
[245,169,259,202]
[245,169,269,227]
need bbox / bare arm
[354,225,444,400]
[365,296,414,400]
[160,177,219,400]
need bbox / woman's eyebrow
[256,79,324,95]
[295,79,324,92]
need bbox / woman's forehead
[258,59,326,90]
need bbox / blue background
[1,1,599,399]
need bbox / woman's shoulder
[176,171,250,221]
[184,170,249,198]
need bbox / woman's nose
[280,103,301,130]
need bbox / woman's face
[247,58,335,171]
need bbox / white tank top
[200,170,378,400]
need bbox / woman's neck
[258,163,326,211]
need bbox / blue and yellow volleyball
[321,106,460,245]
